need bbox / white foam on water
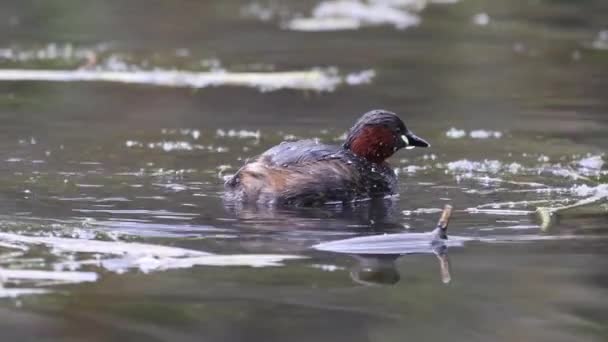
[445,127,466,139]
[446,159,503,173]
[285,0,421,31]
[0,232,209,258]
[72,209,199,217]
[479,234,602,243]
[315,0,421,29]
[0,43,105,63]
[402,208,444,216]
[478,225,539,232]
[0,68,343,92]
[88,220,229,238]
[472,12,490,26]
[158,128,201,140]
[285,17,362,31]
[465,208,534,216]
[345,69,376,85]
[401,165,429,174]
[245,0,456,30]
[160,141,197,152]
[0,229,305,298]
[570,184,608,198]
[469,130,502,139]
[445,128,502,139]
[369,0,428,11]
[75,184,104,188]
[0,288,51,298]
[311,264,346,272]
[0,231,305,278]
[55,254,305,274]
[0,242,28,251]
[240,3,276,22]
[578,155,604,170]
[216,129,261,139]
[0,268,97,283]
[477,199,570,210]
[144,254,304,269]
[549,168,594,182]
[152,183,189,192]
[507,180,546,187]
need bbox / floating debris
[536,184,608,230]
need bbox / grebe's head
[343,109,430,164]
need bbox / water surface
[0,0,607,341]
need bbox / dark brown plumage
[224,110,430,206]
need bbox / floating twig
[434,204,452,240]
[537,193,608,231]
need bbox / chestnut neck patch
[347,126,397,164]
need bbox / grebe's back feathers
[261,139,341,167]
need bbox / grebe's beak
[401,131,430,150]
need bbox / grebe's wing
[261,139,341,167]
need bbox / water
[1,0,607,341]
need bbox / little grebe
[224,109,430,206]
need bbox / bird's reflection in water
[225,197,456,285]
[223,197,405,231]
[315,205,455,285]
[336,241,451,286]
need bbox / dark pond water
[0,0,607,341]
